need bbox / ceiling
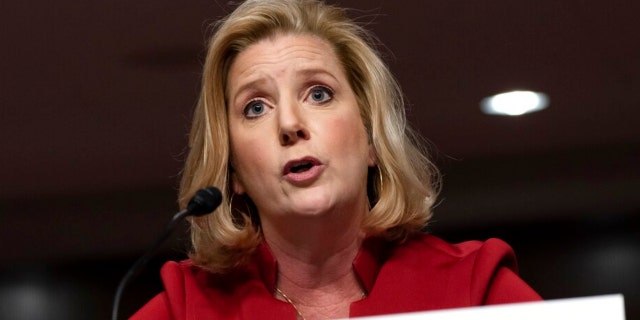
[1,0,639,262]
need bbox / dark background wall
[1,0,639,319]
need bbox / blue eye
[243,100,267,118]
[308,86,333,104]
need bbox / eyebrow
[230,67,342,104]
[231,77,270,105]
[297,68,341,84]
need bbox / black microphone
[111,187,222,320]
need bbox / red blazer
[131,235,541,319]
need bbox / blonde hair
[179,0,439,273]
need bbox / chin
[290,202,334,217]
[288,192,336,216]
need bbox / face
[226,33,376,222]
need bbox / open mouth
[284,157,320,175]
[290,161,314,173]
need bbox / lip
[282,156,324,184]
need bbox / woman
[132,0,541,319]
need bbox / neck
[260,193,368,272]
[260,203,368,319]
[269,231,365,320]
[265,208,363,278]
[267,226,363,287]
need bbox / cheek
[230,130,252,170]
[232,138,263,170]
[321,118,371,173]
[328,115,369,153]
[230,139,267,194]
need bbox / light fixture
[480,90,549,116]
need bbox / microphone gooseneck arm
[111,187,222,320]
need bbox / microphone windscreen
[187,187,222,216]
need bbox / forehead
[227,33,345,88]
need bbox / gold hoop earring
[229,193,258,226]
[377,164,384,192]
[228,192,236,215]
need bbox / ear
[367,143,377,167]
[231,171,246,195]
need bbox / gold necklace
[275,287,306,320]
[275,287,368,320]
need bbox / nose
[278,100,310,146]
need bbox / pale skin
[227,33,376,319]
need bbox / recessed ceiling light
[480,90,549,116]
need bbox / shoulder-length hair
[179,0,439,273]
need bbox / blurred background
[1,0,638,319]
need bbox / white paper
[347,294,625,320]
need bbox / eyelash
[241,85,335,119]
[306,85,334,104]
[242,99,267,118]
